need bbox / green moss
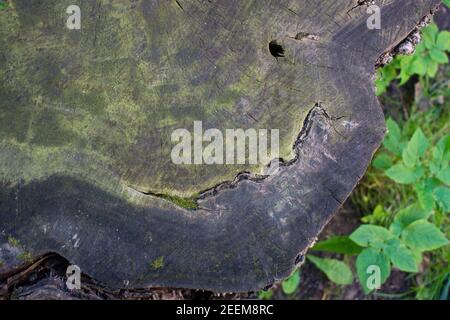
[161,194,198,211]
[0,0,327,199]
[150,256,164,270]
[17,252,33,263]
[7,236,20,248]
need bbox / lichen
[150,256,164,270]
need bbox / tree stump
[0,0,441,293]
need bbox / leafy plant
[281,269,301,295]
[375,23,450,96]
[309,122,449,294]
[351,214,448,293]
[307,255,353,285]
[0,0,8,10]
[375,120,450,212]
[360,121,450,293]
[311,236,362,255]
[257,289,274,300]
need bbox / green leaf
[362,205,389,225]
[390,203,432,237]
[402,220,449,251]
[444,0,450,8]
[383,118,404,156]
[281,269,300,295]
[350,225,393,247]
[386,163,424,184]
[373,153,393,170]
[430,136,450,185]
[427,59,439,78]
[356,248,391,294]
[414,181,436,211]
[429,48,449,64]
[312,236,363,255]
[375,66,398,96]
[411,248,423,265]
[436,31,450,51]
[436,169,450,186]
[422,24,438,49]
[434,187,450,212]
[409,58,427,76]
[258,290,273,300]
[307,256,353,286]
[402,128,429,168]
[433,136,450,165]
[384,239,418,273]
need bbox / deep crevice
[268,40,285,58]
[127,103,331,210]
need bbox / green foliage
[311,236,363,255]
[375,23,450,96]
[351,214,448,292]
[281,269,300,295]
[309,120,449,294]
[361,205,391,225]
[307,255,353,285]
[257,290,274,300]
[375,60,400,96]
[356,247,391,294]
[350,225,393,247]
[376,119,450,212]
[402,220,449,251]
[350,120,450,293]
[0,1,8,11]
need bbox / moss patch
[150,256,164,270]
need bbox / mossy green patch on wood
[0,0,317,198]
[161,194,198,211]
[7,236,20,248]
[150,256,164,270]
[17,252,33,263]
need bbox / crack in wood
[125,103,335,208]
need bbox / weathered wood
[0,0,441,292]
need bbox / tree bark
[0,0,441,294]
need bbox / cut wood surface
[0,0,441,292]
